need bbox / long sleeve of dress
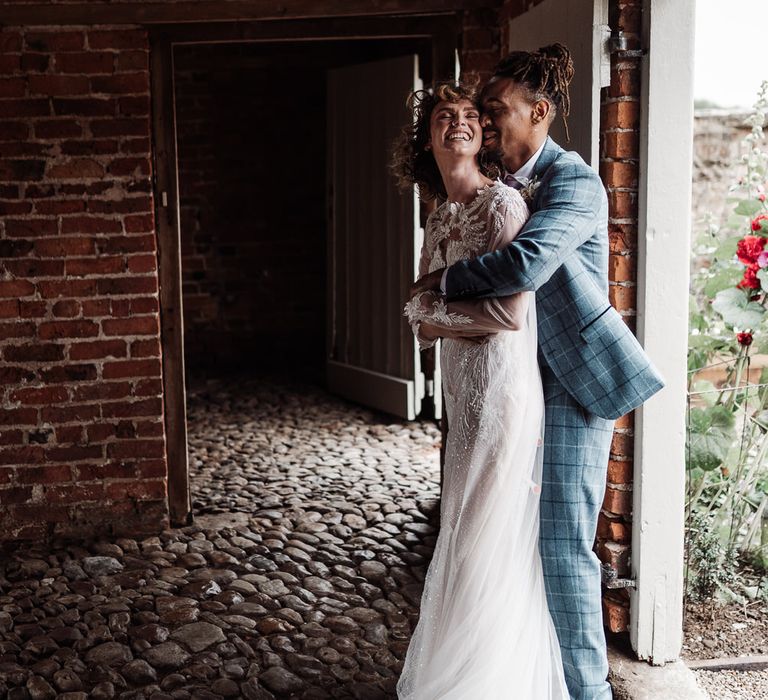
[405,191,531,349]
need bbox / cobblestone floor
[0,375,442,699]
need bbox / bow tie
[503,173,526,190]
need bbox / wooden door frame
[150,14,460,526]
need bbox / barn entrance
[150,19,457,525]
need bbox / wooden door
[504,0,611,167]
[326,55,426,420]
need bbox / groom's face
[480,78,537,165]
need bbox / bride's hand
[410,268,445,297]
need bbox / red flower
[737,332,753,346]
[738,264,761,289]
[737,236,767,264]
[751,213,768,232]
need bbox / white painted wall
[631,0,695,664]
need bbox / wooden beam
[150,35,193,527]
[0,0,499,26]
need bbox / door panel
[327,55,424,419]
[505,0,610,167]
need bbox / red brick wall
[173,44,327,375]
[0,25,168,541]
[597,0,642,633]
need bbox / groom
[412,45,664,699]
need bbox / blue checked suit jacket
[445,137,664,420]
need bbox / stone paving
[0,375,442,699]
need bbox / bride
[393,82,569,699]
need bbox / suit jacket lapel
[528,136,563,211]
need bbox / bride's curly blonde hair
[391,79,500,202]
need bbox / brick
[0,98,50,118]
[4,259,64,277]
[105,479,166,502]
[611,431,634,458]
[0,279,35,297]
[102,359,161,379]
[106,438,164,459]
[597,512,631,543]
[607,189,636,220]
[602,100,640,130]
[116,50,149,73]
[135,419,163,437]
[60,139,120,156]
[101,234,156,254]
[0,30,23,52]
[34,119,83,139]
[66,256,125,276]
[102,316,158,337]
[602,130,639,161]
[90,73,148,95]
[0,446,45,466]
[97,276,157,296]
[0,159,46,181]
[55,51,114,74]
[0,321,36,340]
[120,137,151,154]
[38,319,99,340]
[137,459,166,478]
[129,297,158,315]
[0,407,38,427]
[609,283,636,311]
[52,299,81,318]
[52,96,116,116]
[603,485,632,515]
[48,159,105,180]
[118,95,150,116]
[28,75,90,97]
[607,459,633,484]
[45,444,103,462]
[102,397,162,418]
[598,541,630,576]
[37,278,98,299]
[20,54,50,73]
[131,338,161,358]
[70,339,127,360]
[602,597,629,633]
[16,464,72,484]
[0,121,29,141]
[0,485,35,505]
[88,29,147,50]
[0,200,32,215]
[617,3,642,34]
[88,196,152,215]
[126,254,157,274]
[55,425,84,443]
[0,299,19,318]
[39,364,97,383]
[601,160,638,189]
[108,157,151,177]
[25,31,85,52]
[9,385,69,405]
[91,118,149,138]
[46,482,105,504]
[0,78,26,98]
[34,238,93,262]
[5,217,58,238]
[124,214,153,233]
[0,55,21,74]
[72,381,132,402]
[0,465,15,481]
[40,404,100,423]
[81,299,112,317]
[0,239,33,258]
[4,343,64,362]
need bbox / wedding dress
[399,181,569,700]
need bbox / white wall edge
[630,0,696,664]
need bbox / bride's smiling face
[427,99,483,159]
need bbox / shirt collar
[509,139,547,184]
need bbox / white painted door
[326,55,426,420]
[504,0,611,167]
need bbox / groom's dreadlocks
[492,43,575,140]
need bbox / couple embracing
[393,44,663,699]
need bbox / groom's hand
[410,268,445,297]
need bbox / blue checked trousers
[540,364,615,700]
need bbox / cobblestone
[0,376,441,698]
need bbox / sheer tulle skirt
[397,305,568,700]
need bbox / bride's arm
[405,194,530,339]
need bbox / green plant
[687,81,768,601]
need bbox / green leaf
[691,379,718,407]
[714,236,740,261]
[688,406,736,472]
[758,267,768,291]
[704,266,742,298]
[735,199,763,217]
[712,287,766,329]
